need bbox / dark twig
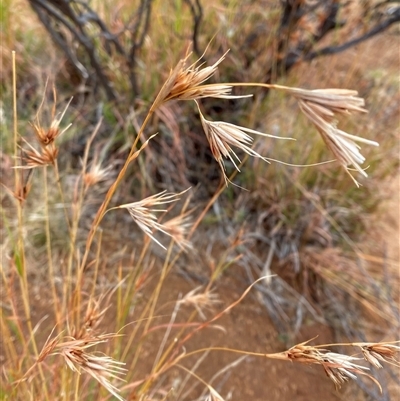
[28,0,118,100]
[29,1,89,80]
[269,0,340,82]
[183,0,203,57]
[266,0,400,82]
[27,0,155,101]
[304,7,400,60]
[128,0,153,96]
[75,1,127,57]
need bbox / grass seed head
[83,160,112,188]
[56,335,126,401]
[20,142,59,168]
[293,89,379,186]
[289,88,367,115]
[196,101,292,184]
[154,50,247,108]
[32,95,72,147]
[359,343,400,368]
[71,298,109,339]
[180,286,220,320]
[161,51,231,102]
[9,169,34,203]
[31,82,72,146]
[285,343,371,389]
[115,189,190,249]
[162,214,193,252]
[25,329,126,401]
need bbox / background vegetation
[1,1,399,400]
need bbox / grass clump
[1,41,398,401]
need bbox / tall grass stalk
[11,50,50,401]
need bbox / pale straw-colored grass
[4,40,395,401]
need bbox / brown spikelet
[19,141,59,168]
[270,340,379,390]
[153,50,246,109]
[357,342,400,369]
[32,84,72,146]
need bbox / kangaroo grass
[4,46,394,401]
[174,280,399,393]
[80,50,378,263]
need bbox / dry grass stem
[196,101,293,183]
[113,189,191,249]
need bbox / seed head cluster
[19,90,72,169]
[114,189,191,249]
[288,87,379,186]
